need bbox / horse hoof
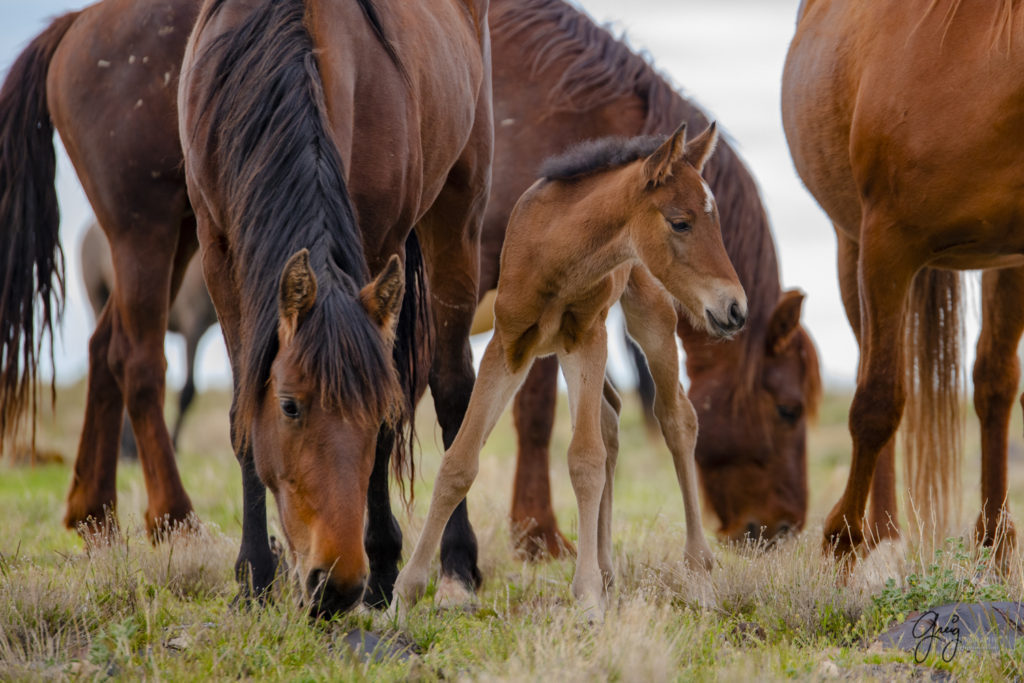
[434,574,478,611]
[64,499,118,541]
[146,508,200,542]
[975,512,1016,570]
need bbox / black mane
[192,0,401,438]
[539,134,665,180]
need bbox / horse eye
[777,404,803,423]
[280,398,301,419]
[670,219,692,233]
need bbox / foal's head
[630,122,746,337]
[251,249,404,615]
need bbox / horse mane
[493,0,815,416]
[191,0,401,442]
[538,134,664,180]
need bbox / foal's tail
[390,230,433,502]
[0,12,81,449]
[901,267,964,540]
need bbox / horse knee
[568,441,606,499]
[120,351,168,416]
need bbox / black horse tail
[390,230,433,503]
[0,12,81,450]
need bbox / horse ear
[278,249,318,345]
[641,121,687,187]
[360,254,405,337]
[682,121,718,173]
[765,289,805,355]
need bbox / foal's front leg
[558,326,612,619]
[622,268,713,570]
[390,336,530,618]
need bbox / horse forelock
[192,0,400,441]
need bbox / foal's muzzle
[706,299,747,337]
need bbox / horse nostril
[728,300,746,329]
[745,522,761,540]
[306,568,328,597]
[777,522,793,536]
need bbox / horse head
[632,121,747,338]
[251,249,404,615]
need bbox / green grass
[2,381,1024,679]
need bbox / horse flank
[188,0,402,445]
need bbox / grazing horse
[486,0,822,553]
[393,122,746,620]
[782,0,1024,558]
[80,219,218,458]
[0,0,491,614]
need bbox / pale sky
[4,0,960,393]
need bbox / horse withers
[393,122,746,620]
[783,0,1024,560]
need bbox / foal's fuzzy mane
[190,0,402,442]
[539,134,664,180]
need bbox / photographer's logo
[912,610,961,663]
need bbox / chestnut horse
[0,0,491,614]
[80,219,217,458]
[393,123,746,620]
[486,0,822,552]
[783,0,1024,558]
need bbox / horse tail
[390,230,433,504]
[0,11,81,449]
[901,267,964,541]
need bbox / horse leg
[65,211,194,537]
[510,355,574,559]
[972,267,1024,555]
[836,228,899,543]
[622,268,713,570]
[170,324,201,451]
[416,123,491,604]
[392,337,529,617]
[196,210,278,600]
[824,219,917,559]
[363,423,402,608]
[64,300,127,534]
[558,326,610,619]
[597,379,622,587]
[626,330,659,438]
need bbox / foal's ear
[682,121,718,173]
[765,289,805,355]
[278,249,318,345]
[641,121,687,187]
[360,254,405,339]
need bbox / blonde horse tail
[901,267,964,543]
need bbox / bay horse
[393,122,746,620]
[0,0,491,614]
[80,219,217,458]
[486,0,822,553]
[782,0,1024,559]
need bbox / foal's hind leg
[391,337,530,617]
[622,267,713,570]
[597,379,622,586]
[511,355,574,559]
[973,267,1024,555]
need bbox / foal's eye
[777,404,803,423]
[670,219,692,233]
[280,398,302,420]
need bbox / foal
[392,122,747,618]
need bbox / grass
[2,380,1024,680]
